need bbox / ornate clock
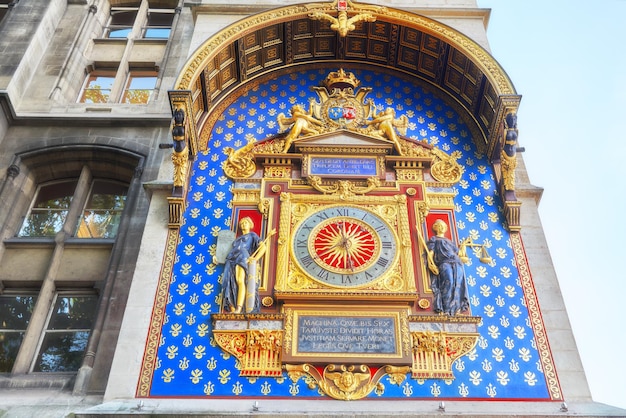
[292,205,397,287]
[275,193,417,299]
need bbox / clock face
[292,206,398,287]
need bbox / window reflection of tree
[18,181,76,237]
[0,296,37,372]
[76,181,127,238]
[33,295,98,372]
[19,180,127,239]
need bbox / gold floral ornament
[285,363,410,400]
[410,331,479,379]
[223,139,257,179]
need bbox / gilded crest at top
[310,69,375,131]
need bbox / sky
[477,0,626,410]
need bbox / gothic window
[78,73,116,104]
[0,294,37,373]
[79,1,176,104]
[32,293,98,372]
[18,179,128,238]
[0,147,141,378]
[121,71,158,104]
[104,9,137,39]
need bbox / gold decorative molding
[510,232,563,400]
[167,196,185,228]
[137,229,179,397]
[500,150,517,191]
[308,0,379,38]
[504,199,522,232]
[213,329,284,377]
[285,363,410,400]
[175,3,514,96]
[410,331,478,379]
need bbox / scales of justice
[206,69,492,400]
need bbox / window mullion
[62,165,92,237]
[11,166,92,373]
[108,1,149,103]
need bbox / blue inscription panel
[309,157,378,177]
[297,316,397,354]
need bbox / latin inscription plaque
[283,307,410,365]
[309,157,378,177]
[298,315,396,354]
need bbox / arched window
[0,146,143,376]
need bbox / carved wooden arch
[168,1,523,230]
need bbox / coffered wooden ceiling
[176,4,520,157]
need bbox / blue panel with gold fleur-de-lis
[148,68,553,400]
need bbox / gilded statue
[277,103,325,152]
[417,219,469,316]
[223,139,256,179]
[366,107,409,155]
[216,217,276,314]
[171,106,188,189]
[501,112,518,191]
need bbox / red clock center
[311,219,379,272]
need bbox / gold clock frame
[275,192,416,301]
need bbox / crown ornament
[323,68,360,91]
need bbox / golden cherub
[277,104,324,152]
[366,107,409,155]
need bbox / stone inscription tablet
[297,316,397,354]
[309,157,378,177]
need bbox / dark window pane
[110,10,136,26]
[33,181,76,209]
[33,331,90,372]
[0,296,37,373]
[0,296,37,330]
[147,12,174,27]
[47,296,98,330]
[0,332,25,373]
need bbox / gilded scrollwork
[430,147,463,184]
[285,363,410,400]
[307,175,381,198]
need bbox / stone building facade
[0,1,623,416]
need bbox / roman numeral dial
[292,206,398,287]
